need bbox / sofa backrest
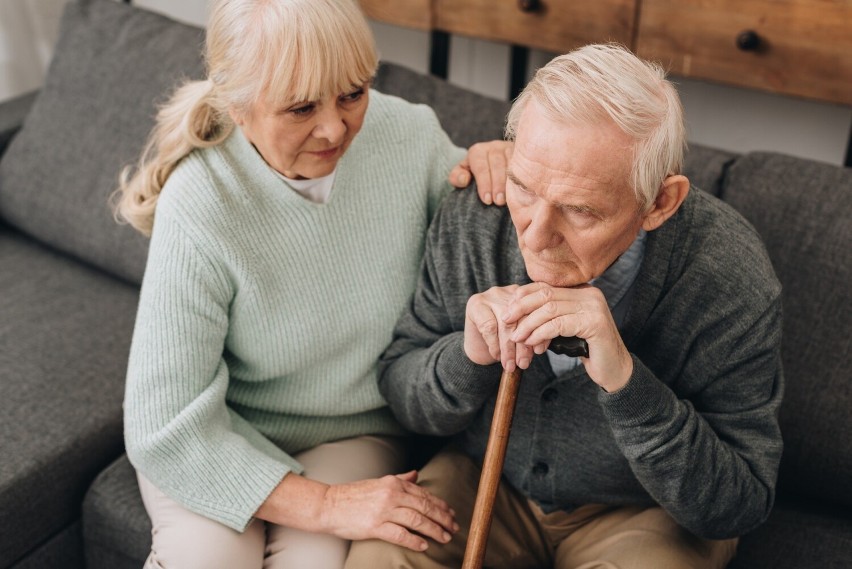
[721,152,852,508]
[0,0,205,284]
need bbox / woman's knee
[147,517,265,569]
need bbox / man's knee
[345,539,417,569]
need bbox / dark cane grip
[549,336,589,358]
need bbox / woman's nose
[312,107,346,144]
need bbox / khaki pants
[345,446,738,569]
[137,435,406,569]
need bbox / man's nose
[524,205,563,252]
[312,106,346,143]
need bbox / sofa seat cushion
[730,497,852,569]
[0,0,205,285]
[372,62,510,149]
[0,226,138,566]
[721,152,852,507]
[82,454,149,569]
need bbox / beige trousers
[137,435,406,569]
[345,446,738,569]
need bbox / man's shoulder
[432,185,511,240]
[681,188,781,296]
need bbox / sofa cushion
[82,455,150,569]
[373,62,511,149]
[682,143,737,198]
[0,226,138,566]
[729,497,852,569]
[0,0,205,285]
[721,152,852,507]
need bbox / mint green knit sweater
[124,91,466,531]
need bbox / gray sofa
[0,1,849,568]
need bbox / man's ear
[641,174,690,232]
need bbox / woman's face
[233,83,369,179]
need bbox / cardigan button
[542,388,559,402]
[532,462,549,475]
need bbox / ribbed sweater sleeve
[124,207,301,531]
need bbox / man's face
[506,100,646,287]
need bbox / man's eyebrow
[563,203,605,220]
[506,169,526,189]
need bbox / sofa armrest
[0,90,38,159]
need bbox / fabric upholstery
[83,456,149,569]
[373,62,510,149]
[730,498,852,569]
[683,143,737,197]
[0,226,138,566]
[722,152,852,508]
[0,0,205,284]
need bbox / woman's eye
[289,104,314,116]
[341,88,364,103]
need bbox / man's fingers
[467,301,501,360]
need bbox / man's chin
[526,265,585,288]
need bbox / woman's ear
[642,174,690,232]
[228,107,245,126]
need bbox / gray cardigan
[379,187,783,540]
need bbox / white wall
[0,0,66,101]
[2,1,850,166]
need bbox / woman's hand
[319,470,457,551]
[256,470,458,552]
[450,140,513,205]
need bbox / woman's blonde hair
[114,0,378,236]
[505,43,686,212]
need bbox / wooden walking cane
[461,336,589,569]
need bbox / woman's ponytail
[113,79,232,236]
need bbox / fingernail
[443,531,451,542]
[518,358,530,369]
[419,541,428,551]
[496,192,505,203]
[453,522,460,532]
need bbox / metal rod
[430,30,451,79]
[509,45,529,101]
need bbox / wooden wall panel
[636,0,852,105]
[434,0,637,54]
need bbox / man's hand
[464,284,539,372]
[503,283,634,392]
[449,141,513,205]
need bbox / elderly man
[346,44,782,569]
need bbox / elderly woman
[115,0,506,567]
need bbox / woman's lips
[308,146,340,159]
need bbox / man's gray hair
[505,43,686,211]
